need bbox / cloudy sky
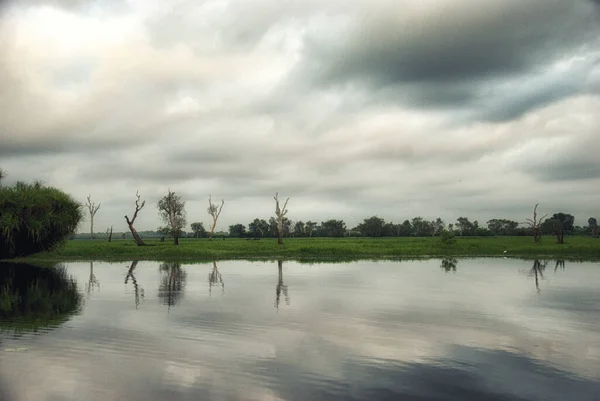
[1,0,599,232]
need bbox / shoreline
[4,236,600,263]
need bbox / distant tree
[157,190,187,245]
[273,193,290,245]
[305,221,317,237]
[588,217,598,237]
[431,218,445,237]
[321,219,347,237]
[207,195,224,241]
[293,221,305,237]
[412,217,430,237]
[455,217,476,236]
[228,223,246,238]
[487,219,519,236]
[248,218,269,238]
[523,203,547,243]
[85,195,101,240]
[268,217,278,238]
[357,216,385,237]
[125,190,146,246]
[0,180,83,259]
[550,213,575,233]
[0,168,5,186]
[382,222,397,237]
[397,220,412,236]
[190,222,207,238]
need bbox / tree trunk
[108,226,113,242]
[90,217,94,240]
[125,218,146,246]
[174,236,179,246]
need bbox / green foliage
[228,223,246,238]
[320,219,347,237]
[0,181,83,259]
[17,236,600,263]
[157,190,186,244]
[357,216,385,237]
[190,222,207,238]
[440,229,456,245]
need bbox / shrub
[0,181,83,259]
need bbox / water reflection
[158,262,187,309]
[275,260,290,312]
[125,261,145,309]
[0,262,81,333]
[2,259,600,400]
[527,259,547,292]
[555,259,566,272]
[85,261,100,297]
[207,261,224,297]
[440,258,458,272]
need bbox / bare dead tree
[523,203,548,243]
[125,190,146,246]
[107,225,113,242]
[274,192,290,246]
[86,195,101,240]
[207,195,224,241]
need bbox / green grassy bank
[7,236,600,263]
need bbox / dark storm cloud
[293,0,600,121]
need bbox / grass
[8,236,600,263]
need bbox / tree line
[1,166,598,260]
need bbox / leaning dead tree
[86,195,101,240]
[274,192,290,245]
[523,203,548,243]
[125,190,146,246]
[107,225,113,242]
[207,195,224,241]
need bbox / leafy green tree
[543,218,565,244]
[0,180,83,259]
[305,221,317,237]
[486,219,519,235]
[190,222,207,238]
[397,220,412,236]
[293,221,305,237]
[357,216,385,237]
[157,190,187,245]
[550,213,575,233]
[411,217,430,236]
[456,217,476,236]
[588,217,598,237]
[228,224,246,238]
[248,218,269,238]
[320,219,347,237]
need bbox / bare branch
[208,195,225,240]
[125,190,146,246]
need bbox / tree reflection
[125,261,145,309]
[275,260,290,312]
[554,260,566,272]
[440,258,458,272]
[158,262,187,309]
[0,262,82,332]
[85,261,100,297]
[208,261,224,298]
[529,259,547,293]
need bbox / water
[1,258,599,401]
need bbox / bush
[440,230,456,245]
[0,181,83,259]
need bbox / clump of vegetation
[0,180,83,259]
[440,230,456,246]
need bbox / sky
[1,0,599,233]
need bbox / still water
[1,258,599,401]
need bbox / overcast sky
[1,0,599,233]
